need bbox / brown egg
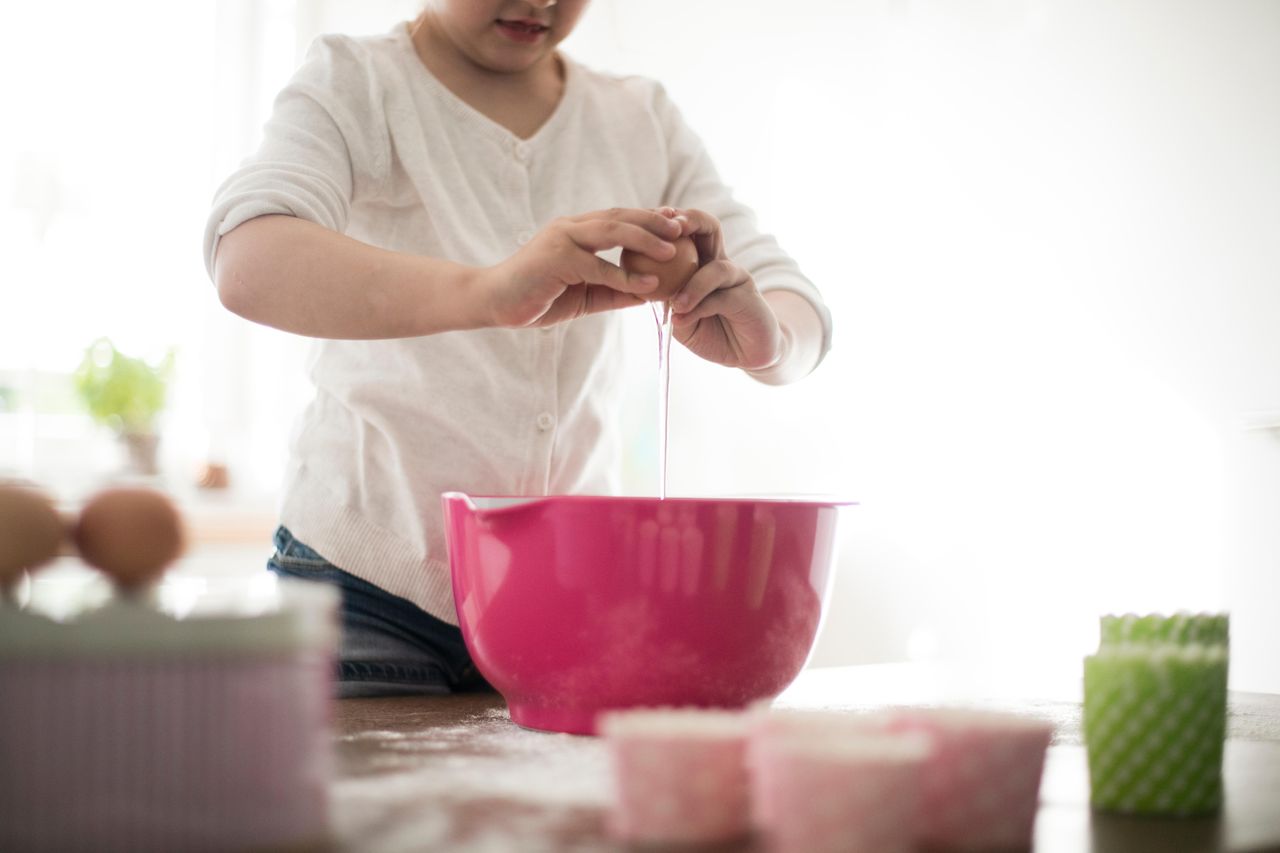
[74,488,185,588]
[620,236,699,302]
[0,484,66,586]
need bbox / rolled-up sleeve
[202,34,389,278]
[651,83,833,368]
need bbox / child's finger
[671,286,743,325]
[668,207,715,233]
[576,284,647,315]
[668,207,724,262]
[566,220,677,262]
[579,253,660,295]
[569,207,683,241]
[668,260,740,314]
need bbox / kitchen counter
[329,663,1280,852]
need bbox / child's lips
[495,19,550,43]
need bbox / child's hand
[662,208,783,370]
[481,208,683,328]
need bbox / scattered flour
[331,708,622,852]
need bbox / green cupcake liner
[1099,612,1229,649]
[1083,645,1228,816]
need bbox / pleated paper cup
[1083,644,1228,816]
[0,581,338,852]
[888,708,1054,850]
[747,708,895,831]
[753,731,929,853]
[600,708,752,845]
[1099,612,1229,649]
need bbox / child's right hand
[480,208,682,328]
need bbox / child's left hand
[661,208,782,371]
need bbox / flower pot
[120,431,160,477]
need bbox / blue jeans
[267,526,488,698]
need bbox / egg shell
[620,236,699,302]
[0,485,66,583]
[74,488,185,587]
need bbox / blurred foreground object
[0,481,339,851]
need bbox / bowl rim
[442,492,858,515]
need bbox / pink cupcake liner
[753,729,929,853]
[747,708,895,830]
[600,708,752,844]
[888,708,1054,850]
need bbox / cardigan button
[536,412,555,431]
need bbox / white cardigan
[203,23,832,623]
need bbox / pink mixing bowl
[442,493,850,735]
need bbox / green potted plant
[74,338,175,476]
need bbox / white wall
[5,1,1275,691]
[1227,424,1280,693]
[566,0,1280,691]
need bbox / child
[203,0,832,697]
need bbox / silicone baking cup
[1084,613,1230,816]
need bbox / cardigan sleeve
[203,34,391,277]
[649,82,833,373]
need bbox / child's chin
[487,50,552,73]
[476,37,555,70]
